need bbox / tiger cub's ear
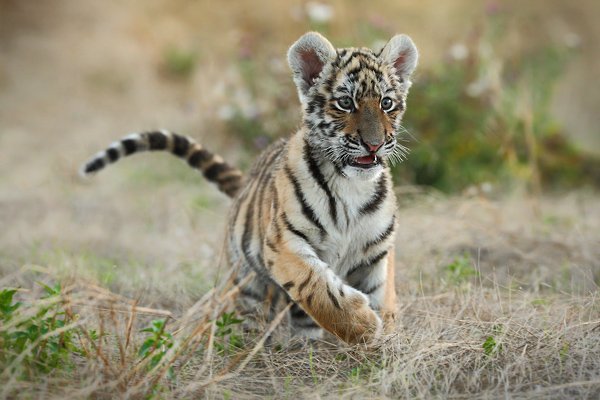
[287,32,336,103]
[379,34,418,81]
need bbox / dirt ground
[1,1,599,398]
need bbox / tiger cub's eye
[336,96,354,112]
[380,97,394,112]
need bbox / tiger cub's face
[288,33,418,180]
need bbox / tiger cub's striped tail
[80,130,244,198]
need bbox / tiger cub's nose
[362,139,384,153]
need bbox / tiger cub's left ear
[379,34,418,80]
[288,32,337,103]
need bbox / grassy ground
[1,191,599,399]
[1,1,600,398]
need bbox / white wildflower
[217,105,234,121]
[564,32,581,48]
[449,43,468,61]
[306,2,334,23]
[466,79,487,97]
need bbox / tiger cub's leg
[266,245,382,345]
[234,269,283,333]
[382,249,398,332]
[346,247,397,334]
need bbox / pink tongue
[355,155,376,164]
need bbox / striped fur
[81,32,418,345]
[80,130,243,197]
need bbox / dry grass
[1,1,600,398]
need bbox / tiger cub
[81,32,418,344]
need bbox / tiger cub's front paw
[344,291,383,345]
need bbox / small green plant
[0,283,82,377]
[138,319,175,378]
[559,341,570,362]
[483,325,503,357]
[482,336,500,357]
[342,359,381,389]
[163,47,197,78]
[283,375,293,395]
[0,288,21,320]
[348,366,362,383]
[214,311,244,355]
[444,253,479,285]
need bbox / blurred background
[1,0,599,302]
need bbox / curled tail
[80,130,244,198]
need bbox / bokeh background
[1,1,600,398]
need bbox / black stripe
[326,285,341,309]
[240,151,278,274]
[203,162,229,182]
[218,173,242,185]
[346,136,361,147]
[241,181,263,276]
[270,181,279,214]
[265,239,278,253]
[187,148,212,168]
[298,270,314,295]
[270,181,282,241]
[363,281,384,295]
[240,287,264,302]
[282,212,311,244]
[303,140,338,224]
[290,303,307,318]
[293,320,320,329]
[284,165,326,237]
[172,134,190,157]
[305,293,314,307]
[344,64,366,79]
[85,158,105,173]
[283,281,295,291]
[359,174,388,215]
[121,139,137,155]
[273,219,282,244]
[333,162,346,177]
[363,216,395,252]
[268,290,281,320]
[256,169,271,246]
[148,131,168,150]
[347,250,388,278]
[241,185,257,253]
[106,148,119,162]
[337,53,357,71]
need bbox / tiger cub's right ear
[287,32,336,104]
[379,34,418,82]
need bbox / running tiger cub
[81,32,418,345]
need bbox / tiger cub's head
[288,32,418,180]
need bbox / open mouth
[349,154,381,169]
